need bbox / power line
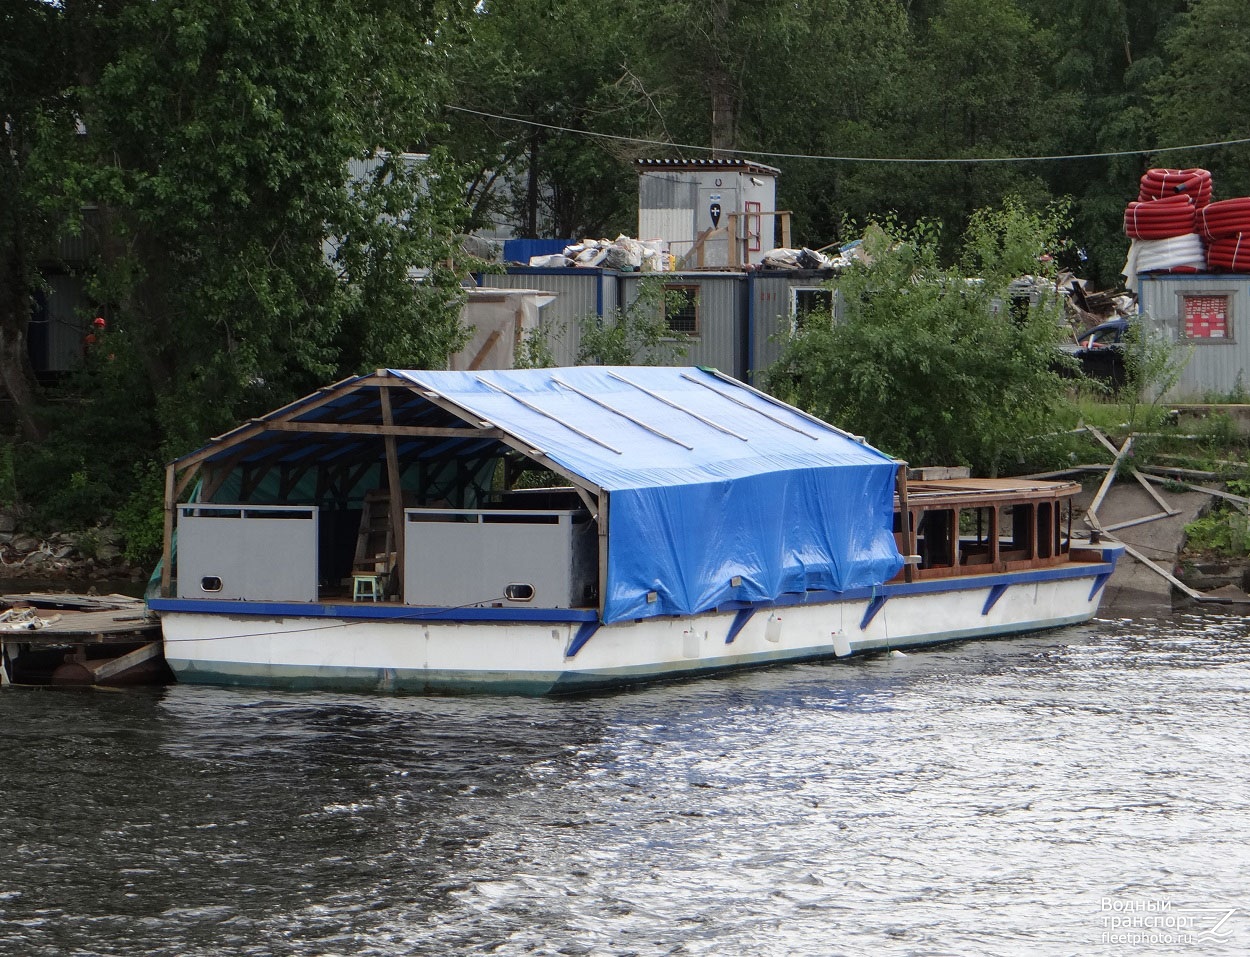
[446,105,1250,166]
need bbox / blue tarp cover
[392,367,902,624]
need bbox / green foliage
[1119,316,1189,429]
[766,210,1071,474]
[575,280,689,366]
[62,0,475,452]
[1183,506,1250,559]
[0,444,16,509]
[1149,0,1250,197]
[961,196,1074,282]
[114,462,166,566]
[514,322,562,370]
[13,335,161,532]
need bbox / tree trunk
[0,184,43,441]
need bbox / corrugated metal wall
[638,175,699,215]
[619,272,745,375]
[1137,273,1250,398]
[751,274,800,377]
[749,272,841,381]
[33,274,94,372]
[475,267,847,382]
[477,268,620,365]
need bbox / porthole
[200,576,223,593]
[503,583,535,602]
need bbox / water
[1,611,1248,956]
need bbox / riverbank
[0,509,147,586]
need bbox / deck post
[378,382,405,601]
[161,463,176,597]
[896,463,915,584]
[597,493,609,619]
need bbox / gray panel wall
[41,274,94,372]
[619,272,745,376]
[750,272,842,382]
[478,269,616,365]
[177,505,319,601]
[404,509,595,608]
[1137,274,1250,399]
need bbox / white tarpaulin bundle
[529,236,669,271]
[1121,233,1206,291]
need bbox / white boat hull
[153,555,1119,695]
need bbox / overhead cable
[445,104,1250,166]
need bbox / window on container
[791,287,834,332]
[1181,294,1231,341]
[663,284,700,335]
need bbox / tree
[0,1,74,440]
[1149,0,1250,198]
[64,0,476,453]
[765,210,1071,475]
[445,1,654,240]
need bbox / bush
[766,215,1071,474]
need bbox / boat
[146,366,1123,695]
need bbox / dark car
[1058,318,1129,385]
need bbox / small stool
[352,574,381,602]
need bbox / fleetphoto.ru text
[1099,897,1239,948]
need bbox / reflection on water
[1,611,1248,955]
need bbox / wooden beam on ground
[1100,512,1175,533]
[1130,468,1181,517]
[1136,471,1250,513]
[1087,434,1133,523]
[1117,542,1209,602]
[86,641,163,683]
[1085,426,1124,460]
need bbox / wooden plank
[1130,468,1180,516]
[86,641,163,682]
[1100,512,1174,532]
[1085,426,1123,459]
[1118,542,1207,601]
[1136,471,1250,512]
[262,421,502,438]
[1087,434,1132,521]
[468,329,503,370]
[161,463,175,597]
[896,464,916,584]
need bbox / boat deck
[0,594,160,645]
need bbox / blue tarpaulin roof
[391,367,902,623]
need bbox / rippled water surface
[2,612,1248,956]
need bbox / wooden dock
[0,593,168,686]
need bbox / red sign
[1183,295,1228,339]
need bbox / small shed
[636,158,782,268]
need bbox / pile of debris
[1057,273,1136,332]
[528,236,670,271]
[760,239,869,271]
[0,513,140,582]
